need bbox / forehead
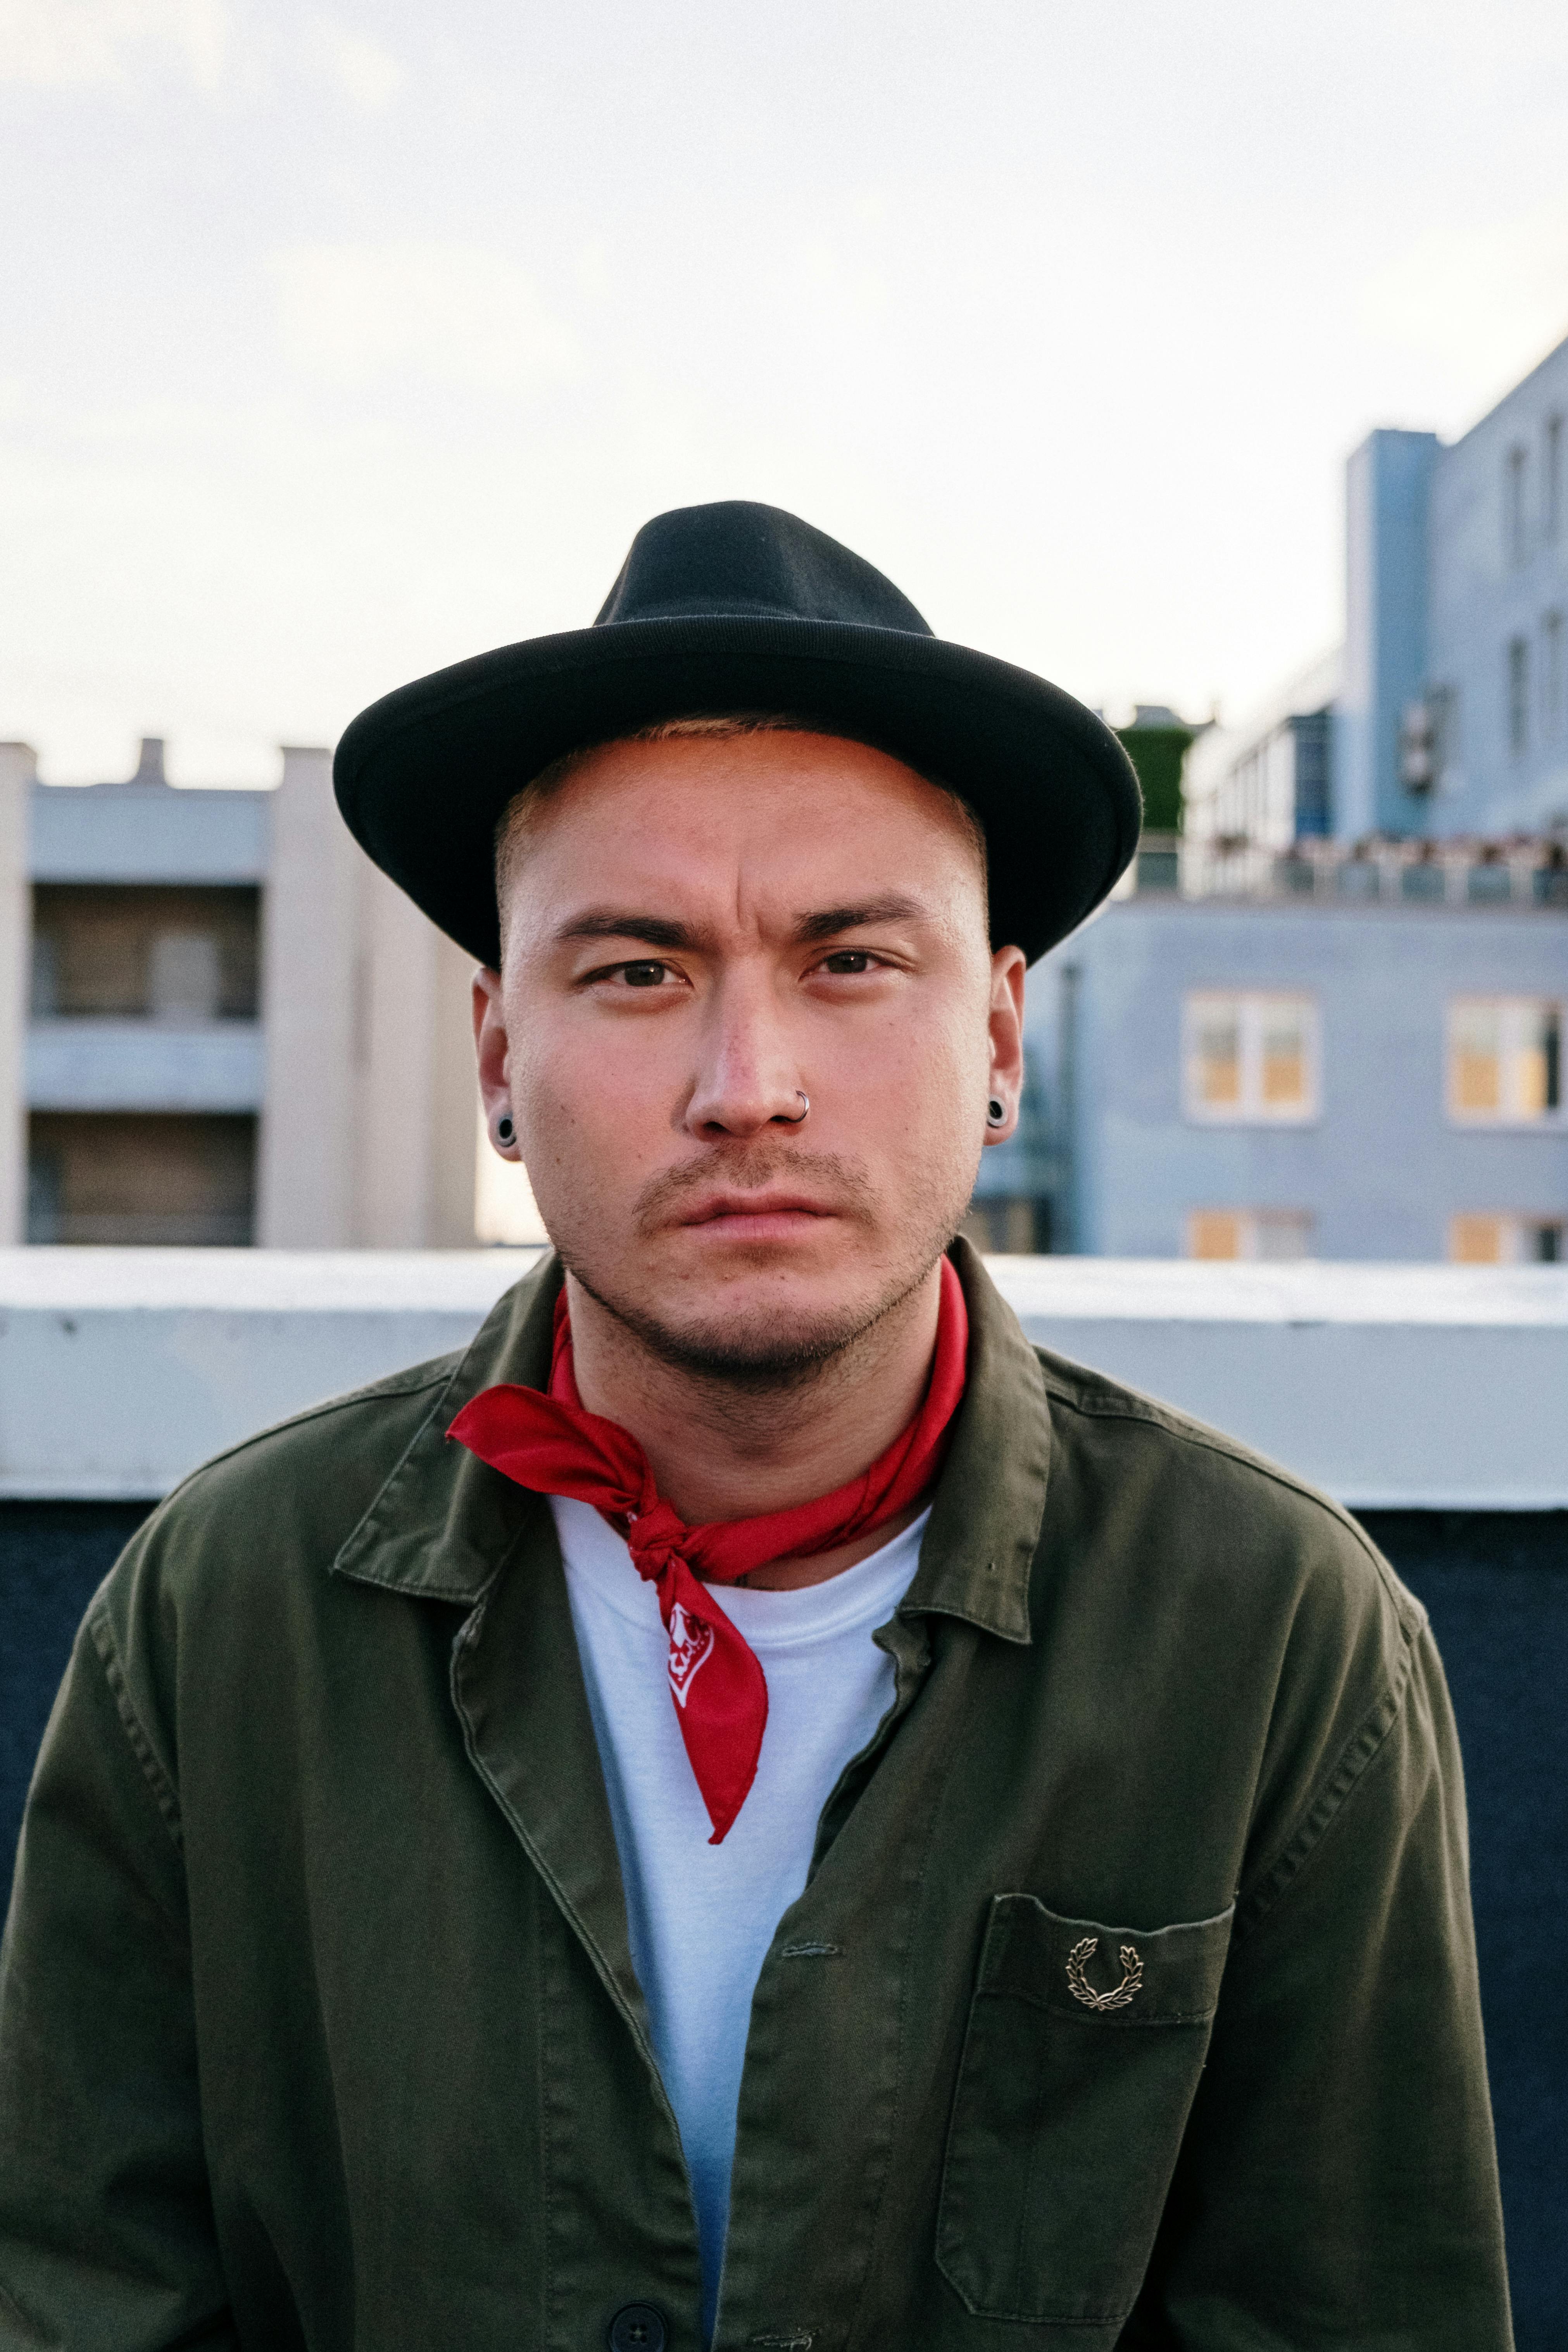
[503,731,985,914]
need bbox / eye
[819,950,875,975]
[618,960,671,988]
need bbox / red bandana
[447,1258,969,1843]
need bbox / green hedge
[1115,724,1191,833]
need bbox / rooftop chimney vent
[131,737,166,786]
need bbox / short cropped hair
[494,714,989,951]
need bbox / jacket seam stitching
[87,1601,185,1857]
[1037,1374,1428,1633]
[846,1671,971,2349]
[1232,1621,1418,1942]
[454,1710,686,2143]
[937,2304,1133,2328]
[445,1566,684,2145]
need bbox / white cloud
[307,17,402,112]
[269,241,582,396]
[0,0,226,88]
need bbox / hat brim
[333,615,1142,967]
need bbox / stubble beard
[553,1143,970,1397]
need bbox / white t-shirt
[553,1496,928,2340]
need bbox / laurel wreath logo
[1065,1935,1144,2011]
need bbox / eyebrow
[552,893,932,954]
[791,894,928,943]
[553,911,696,950]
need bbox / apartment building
[1187,326,1568,872]
[0,739,545,1248]
[970,853,1566,1262]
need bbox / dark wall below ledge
[2,1501,1564,2346]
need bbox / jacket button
[607,2306,667,2352]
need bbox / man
[0,504,1510,2350]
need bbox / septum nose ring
[783,1092,809,1122]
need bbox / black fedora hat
[333,501,1141,966]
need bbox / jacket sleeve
[0,1601,237,2352]
[1122,1618,1513,2349]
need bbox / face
[475,730,1025,1379]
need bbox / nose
[683,969,807,1140]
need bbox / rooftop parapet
[1,1248,1564,1510]
[1133,831,1568,908]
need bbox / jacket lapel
[331,1255,667,2093]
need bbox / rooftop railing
[1147,832,1568,907]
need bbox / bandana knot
[623,1496,687,1578]
[447,1258,968,1842]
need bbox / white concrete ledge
[1,1249,1565,1508]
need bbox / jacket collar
[333,1234,1049,1635]
[332,1255,564,1601]
[903,1235,1046,1644]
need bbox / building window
[1506,444,1529,567]
[1399,699,1435,794]
[25,1112,257,1244]
[1187,1208,1314,1261]
[1544,612,1564,740]
[1546,416,1563,544]
[1507,635,1530,755]
[28,885,259,1019]
[1447,998,1563,1123]
[1183,991,1320,1123]
[28,930,60,1017]
[1290,709,1333,835]
[1450,1213,1565,1264]
[148,931,223,1022]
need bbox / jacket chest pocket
[936,1893,1235,2332]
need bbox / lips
[678,1191,833,1227]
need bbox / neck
[562,1260,946,1574]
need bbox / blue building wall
[1426,336,1568,838]
[1027,896,1568,1258]
[1338,428,1440,840]
[1225,333,1568,850]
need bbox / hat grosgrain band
[333,500,1143,969]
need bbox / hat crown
[594,500,932,637]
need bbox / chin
[593,1262,895,1388]
[666,1280,876,1377]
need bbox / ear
[982,946,1027,1145]
[473,967,521,1157]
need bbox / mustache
[633,1144,877,1234]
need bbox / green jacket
[0,1243,1512,2350]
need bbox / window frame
[1545,415,1563,545]
[1185,1207,1314,1261]
[1543,611,1564,742]
[1505,443,1530,568]
[1449,1211,1566,1264]
[1446,995,1564,1127]
[1182,989,1322,1126]
[1507,634,1530,757]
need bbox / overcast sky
[3,0,1568,785]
